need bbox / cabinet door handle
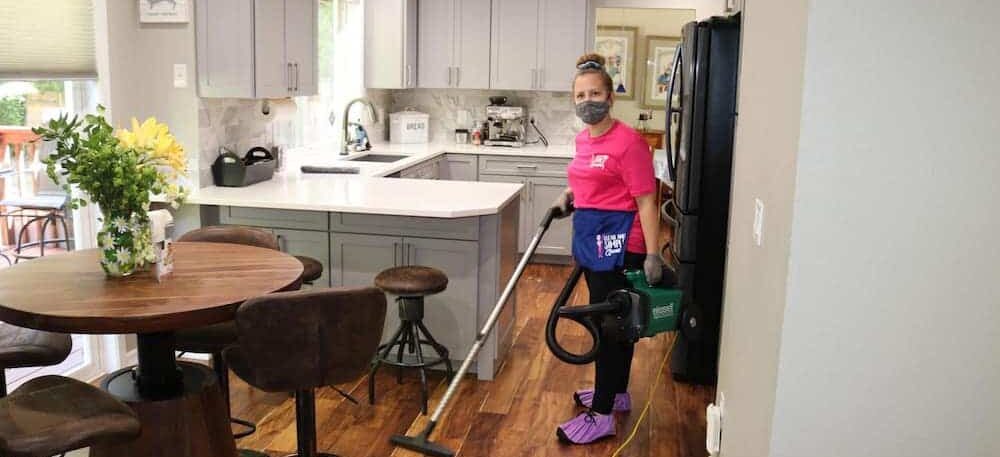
[531,69,537,89]
[538,68,544,90]
[515,164,538,170]
[293,62,299,92]
[448,67,452,86]
[287,62,293,92]
[276,234,286,252]
[393,242,400,266]
[456,67,461,87]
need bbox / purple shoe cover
[573,389,632,412]
[556,411,616,444]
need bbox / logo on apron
[572,209,635,271]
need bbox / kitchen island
[183,142,575,380]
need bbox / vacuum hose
[545,266,634,365]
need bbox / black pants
[583,252,645,414]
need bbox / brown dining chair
[0,375,141,457]
[0,322,72,397]
[224,287,387,457]
[174,225,293,440]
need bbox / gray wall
[764,1,1000,456]
[714,0,808,456]
[103,0,200,188]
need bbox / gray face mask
[575,100,611,125]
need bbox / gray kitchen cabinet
[490,0,588,91]
[399,156,441,179]
[328,233,400,288]
[195,0,254,97]
[365,0,418,89]
[479,174,530,252]
[274,228,331,287]
[418,0,491,89]
[329,232,479,361]
[416,0,453,89]
[490,0,539,90]
[527,176,572,256]
[440,154,478,181]
[284,0,319,95]
[481,172,571,256]
[196,0,318,98]
[537,0,587,91]
[405,237,479,363]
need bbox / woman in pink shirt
[552,53,664,445]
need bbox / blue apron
[571,209,635,272]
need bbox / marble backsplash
[197,98,302,185]
[373,89,583,146]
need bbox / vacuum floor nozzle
[389,430,455,457]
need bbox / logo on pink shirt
[589,154,608,169]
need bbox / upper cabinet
[418,0,491,89]
[365,0,418,89]
[537,0,588,91]
[491,0,588,91]
[196,0,318,98]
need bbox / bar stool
[0,322,72,397]
[0,375,141,457]
[174,225,295,444]
[295,255,323,285]
[224,287,387,457]
[368,265,455,415]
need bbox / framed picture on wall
[642,35,682,109]
[595,26,638,100]
[139,0,190,23]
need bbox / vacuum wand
[390,206,568,457]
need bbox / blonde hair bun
[576,53,607,69]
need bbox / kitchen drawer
[330,212,479,241]
[220,206,329,231]
[478,155,569,177]
[400,157,440,179]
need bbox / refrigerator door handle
[664,43,683,183]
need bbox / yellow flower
[116,117,187,175]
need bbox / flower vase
[97,211,155,277]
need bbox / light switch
[173,64,187,88]
[753,198,764,246]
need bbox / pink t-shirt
[567,120,656,254]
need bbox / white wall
[714,0,808,456]
[766,1,1000,456]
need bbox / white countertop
[187,141,575,218]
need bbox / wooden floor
[228,262,715,457]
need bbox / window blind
[0,1,97,80]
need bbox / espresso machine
[484,105,526,147]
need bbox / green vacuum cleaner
[544,260,682,365]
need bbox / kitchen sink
[346,153,409,163]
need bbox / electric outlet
[173,64,187,88]
[753,198,764,246]
[706,403,722,455]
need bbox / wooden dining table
[0,241,303,457]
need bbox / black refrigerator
[664,13,741,385]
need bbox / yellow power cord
[610,333,677,457]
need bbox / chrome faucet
[340,97,378,155]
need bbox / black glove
[643,254,664,285]
[552,189,574,219]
